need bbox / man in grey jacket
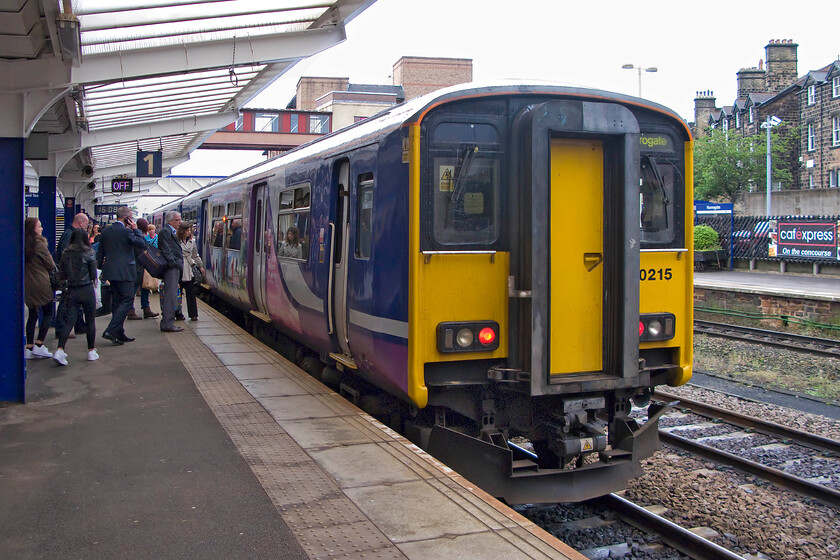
[157,211,184,332]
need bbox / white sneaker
[53,348,68,366]
[24,348,34,359]
[87,349,99,361]
[32,345,53,358]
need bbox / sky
[167,0,840,190]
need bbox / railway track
[520,494,746,560]
[693,319,840,358]
[655,390,840,509]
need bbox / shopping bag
[142,269,160,291]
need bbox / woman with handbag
[178,223,204,321]
[24,218,56,359]
[53,229,99,365]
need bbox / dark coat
[95,221,146,282]
[25,236,55,307]
[59,246,97,287]
[158,224,184,271]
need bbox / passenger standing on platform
[96,207,146,345]
[178,223,204,321]
[53,229,99,366]
[137,220,160,319]
[54,212,90,340]
[158,211,185,333]
[125,218,150,321]
[145,224,158,248]
[24,218,55,359]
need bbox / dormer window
[808,84,816,105]
[833,76,840,98]
[749,106,754,123]
[735,112,740,128]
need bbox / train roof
[168,81,690,208]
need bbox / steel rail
[656,390,840,456]
[594,493,746,560]
[694,320,840,357]
[659,431,840,510]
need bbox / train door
[199,199,209,264]
[512,100,640,393]
[250,183,269,313]
[550,139,604,374]
[329,160,354,360]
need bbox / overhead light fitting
[56,13,82,67]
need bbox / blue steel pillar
[39,175,57,252]
[0,137,25,402]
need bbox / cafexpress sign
[776,221,837,259]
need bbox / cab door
[329,161,354,360]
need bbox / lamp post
[622,64,658,97]
[760,116,782,216]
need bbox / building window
[833,77,840,98]
[289,114,299,133]
[830,169,839,188]
[735,112,740,128]
[808,123,815,151]
[309,114,329,134]
[235,115,244,131]
[833,116,840,147]
[808,84,816,105]
[255,112,278,132]
[749,106,754,124]
[723,118,728,132]
[354,116,367,123]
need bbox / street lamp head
[622,64,634,69]
[645,67,658,73]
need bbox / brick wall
[765,40,799,93]
[392,57,472,101]
[296,77,349,111]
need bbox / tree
[694,127,796,204]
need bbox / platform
[694,269,840,302]
[1,299,582,560]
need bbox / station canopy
[2,0,375,206]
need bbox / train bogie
[151,83,693,504]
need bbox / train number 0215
[640,268,672,281]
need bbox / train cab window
[277,182,310,260]
[640,155,676,245]
[211,205,224,247]
[227,201,243,250]
[429,122,501,246]
[356,173,374,258]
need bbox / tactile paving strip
[167,304,408,560]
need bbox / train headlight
[456,328,474,348]
[437,321,500,353]
[639,313,675,342]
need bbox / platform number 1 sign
[136,150,162,178]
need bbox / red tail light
[478,327,496,345]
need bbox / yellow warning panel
[438,166,454,191]
[550,138,604,375]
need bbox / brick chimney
[392,56,473,101]
[693,91,717,138]
[296,76,349,110]
[736,67,766,98]
[765,39,798,93]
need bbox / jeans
[26,303,53,345]
[57,285,97,350]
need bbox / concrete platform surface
[2,297,583,560]
[694,269,840,301]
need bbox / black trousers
[179,280,197,319]
[57,284,97,350]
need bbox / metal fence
[695,214,840,264]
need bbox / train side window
[211,205,225,247]
[356,173,374,258]
[277,182,310,261]
[227,201,243,250]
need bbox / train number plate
[640,268,672,281]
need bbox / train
[149,82,694,503]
